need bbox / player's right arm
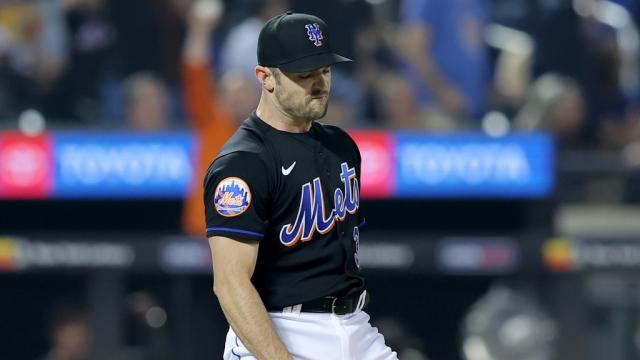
[204,151,291,360]
[209,235,292,360]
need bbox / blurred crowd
[1,0,640,151]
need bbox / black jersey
[204,113,366,309]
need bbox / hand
[187,0,224,33]
[437,85,466,115]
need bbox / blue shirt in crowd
[401,0,490,119]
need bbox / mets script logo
[214,177,252,217]
[280,162,359,247]
[305,23,323,47]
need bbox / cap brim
[277,52,352,73]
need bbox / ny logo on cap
[305,23,323,47]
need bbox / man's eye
[299,74,311,79]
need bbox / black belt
[272,290,369,315]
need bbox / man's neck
[255,97,313,133]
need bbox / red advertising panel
[0,133,53,199]
[349,131,395,199]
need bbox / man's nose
[311,74,327,92]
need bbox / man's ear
[255,66,275,92]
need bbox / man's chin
[309,104,329,120]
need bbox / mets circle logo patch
[214,177,252,217]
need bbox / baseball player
[204,12,398,360]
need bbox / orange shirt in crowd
[182,61,236,237]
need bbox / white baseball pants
[223,307,398,359]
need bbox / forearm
[215,279,292,360]
[401,26,459,102]
[181,26,219,128]
[409,50,454,97]
[183,25,212,65]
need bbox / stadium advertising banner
[53,132,197,198]
[352,131,554,198]
[349,131,395,199]
[0,133,54,199]
[394,133,553,197]
[0,131,552,199]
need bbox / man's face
[273,66,331,121]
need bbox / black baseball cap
[257,11,352,73]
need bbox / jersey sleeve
[203,152,270,241]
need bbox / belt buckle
[330,297,338,314]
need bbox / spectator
[219,0,287,79]
[108,0,189,85]
[102,0,188,128]
[533,0,639,148]
[352,5,400,126]
[375,71,429,130]
[0,0,68,120]
[123,72,171,131]
[41,0,114,123]
[397,0,491,127]
[578,0,637,148]
[0,0,68,82]
[513,73,587,149]
[38,306,91,360]
[181,0,257,237]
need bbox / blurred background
[1,0,640,359]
